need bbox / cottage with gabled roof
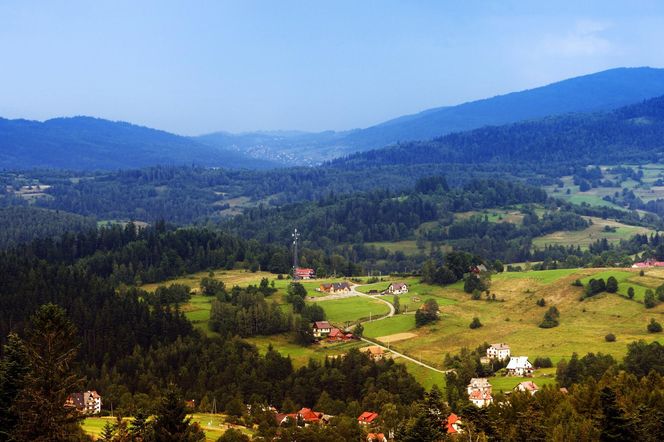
[385,282,408,295]
[467,378,492,407]
[360,346,384,361]
[487,343,511,361]
[506,356,534,377]
[358,411,379,425]
[312,321,332,338]
[514,381,539,395]
[446,413,463,434]
[294,267,316,280]
[319,282,352,294]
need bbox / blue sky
[1,1,663,134]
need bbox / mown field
[82,414,252,441]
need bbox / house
[66,390,102,415]
[445,413,463,434]
[327,328,354,342]
[467,378,493,407]
[385,282,408,295]
[506,356,534,377]
[367,433,387,442]
[514,381,539,395]
[631,260,664,269]
[360,346,384,361]
[298,408,324,424]
[487,343,511,361]
[358,411,379,425]
[319,282,352,294]
[294,267,316,280]
[312,321,333,338]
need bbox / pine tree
[600,387,634,441]
[0,333,30,441]
[11,304,84,442]
[152,385,205,442]
[100,421,116,442]
[129,409,151,440]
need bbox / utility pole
[292,228,300,277]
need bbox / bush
[469,317,483,329]
[536,298,546,307]
[533,356,553,368]
[647,319,663,333]
[606,276,618,293]
[644,289,657,309]
[605,333,616,342]
[415,299,440,327]
[627,287,635,299]
[640,270,645,276]
[571,279,583,287]
[539,306,560,328]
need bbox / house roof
[446,413,461,434]
[297,408,323,422]
[367,434,386,442]
[358,411,379,423]
[295,267,315,274]
[328,328,342,337]
[506,356,532,370]
[313,321,332,329]
[362,346,384,355]
[515,381,539,392]
[490,343,510,350]
[390,282,407,290]
[469,389,492,401]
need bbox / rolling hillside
[0,116,277,170]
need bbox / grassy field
[366,268,664,373]
[82,414,251,441]
[455,209,525,224]
[314,296,391,324]
[365,240,429,256]
[532,217,654,250]
[247,334,365,367]
[364,314,416,338]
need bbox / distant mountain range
[0,116,278,170]
[198,67,664,164]
[3,67,664,170]
[330,95,664,170]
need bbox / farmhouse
[506,356,534,377]
[312,321,333,338]
[65,390,102,415]
[385,282,408,295]
[358,411,379,425]
[467,378,493,407]
[631,259,664,269]
[514,381,539,395]
[319,282,352,293]
[327,328,354,342]
[360,345,385,361]
[487,343,511,361]
[446,413,463,434]
[294,267,316,280]
[366,434,387,442]
[276,408,328,426]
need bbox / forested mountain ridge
[333,95,664,171]
[0,116,278,170]
[197,67,664,163]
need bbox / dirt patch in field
[377,332,417,343]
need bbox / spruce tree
[0,333,30,441]
[152,385,205,442]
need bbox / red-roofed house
[312,321,332,338]
[367,433,387,442]
[515,381,539,395]
[358,411,379,425]
[467,378,493,407]
[385,282,409,295]
[632,260,664,269]
[294,267,316,280]
[298,408,324,424]
[446,413,463,434]
[327,328,353,342]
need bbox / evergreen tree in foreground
[152,385,205,442]
[11,304,85,442]
[0,333,30,441]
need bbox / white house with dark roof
[312,321,332,338]
[506,356,534,377]
[385,282,408,295]
[487,343,511,361]
[514,381,539,395]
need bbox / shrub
[640,270,645,276]
[606,276,618,293]
[647,319,662,333]
[471,290,482,300]
[644,289,657,309]
[469,317,483,329]
[539,306,560,328]
[627,287,635,299]
[533,356,553,368]
[571,279,583,287]
[536,298,546,307]
[605,333,616,342]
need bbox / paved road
[350,284,396,321]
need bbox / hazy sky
[1,1,663,135]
